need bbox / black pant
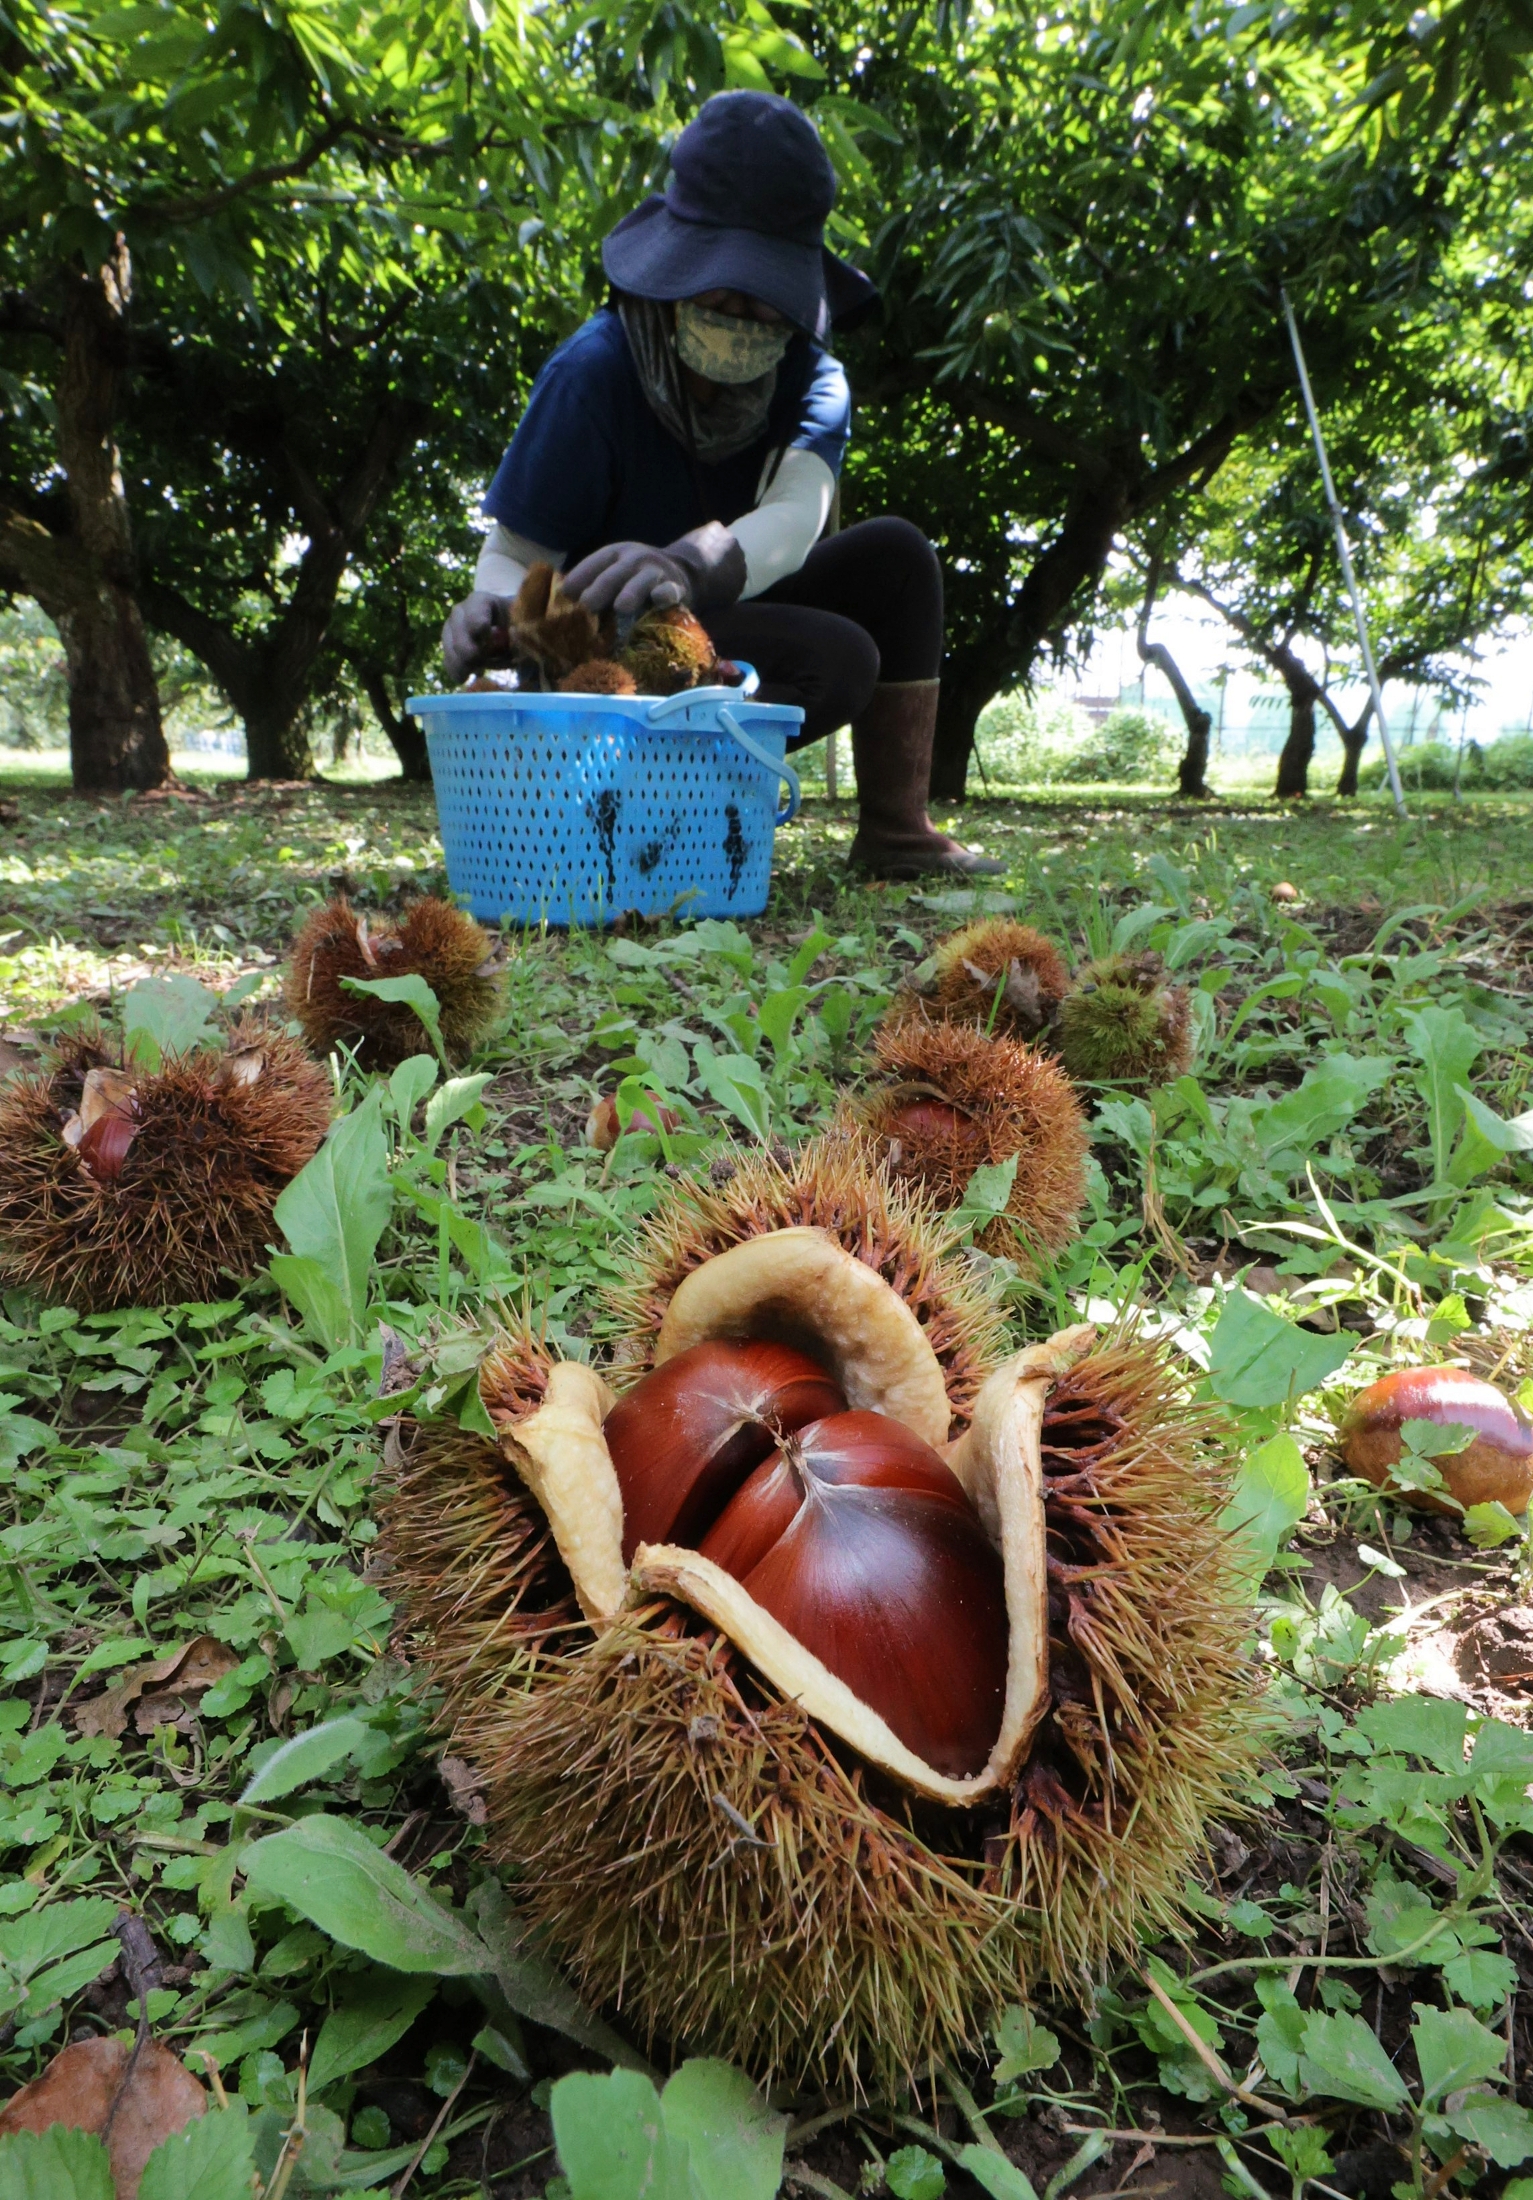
[703,516,943,748]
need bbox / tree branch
[143,122,349,222]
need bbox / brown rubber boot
[846,680,1004,878]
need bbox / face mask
[674,301,790,384]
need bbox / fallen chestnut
[61,1066,141,1185]
[881,1096,986,1151]
[699,1409,1009,1779]
[603,1338,846,1561]
[1339,1366,1533,1518]
[586,1093,681,1152]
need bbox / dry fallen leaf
[75,1636,239,1741]
[439,1755,488,1824]
[0,2035,206,2200]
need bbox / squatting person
[440,90,1001,880]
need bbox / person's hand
[562,542,691,620]
[442,592,511,683]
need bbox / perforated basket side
[416,694,799,927]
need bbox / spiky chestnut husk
[853,1014,1088,1272]
[378,1327,583,1726]
[387,1325,1263,2093]
[557,660,639,696]
[930,919,1073,1042]
[0,1021,330,1312]
[284,897,505,1069]
[604,1132,1008,1434]
[1056,952,1193,1087]
[617,606,718,697]
[505,563,615,686]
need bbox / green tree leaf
[139,2102,255,2200]
[237,1716,367,1804]
[241,1814,489,1975]
[1207,1290,1353,1409]
[1297,2010,1411,2107]
[309,1972,436,2093]
[1410,2003,1509,2104]
[0,2127,114,2200]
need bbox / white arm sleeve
[474,523,565,599]
[729,447,836,600]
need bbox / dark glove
[442,592,511,684]
[562,542,691,620]
[564,524,747,620]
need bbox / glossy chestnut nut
[883,1098,985,1148]
[1339,1366,1533,1517]
[604,1339,846,1561]
[586,1093,681,1152]
[699,1410,1009,1779]
[61,1066,141,1186]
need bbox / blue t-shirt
[481,308,850,563]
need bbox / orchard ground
[1,764,1532,2200]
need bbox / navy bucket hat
[602,92,878,341]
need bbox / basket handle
[718,707,801,826]
[643,662,760,723]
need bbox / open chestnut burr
[699,1410,1009,1778]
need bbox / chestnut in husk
[1339,1365,1533,1517]
[603,1337,846,1561]
[700,1409,1009,1778]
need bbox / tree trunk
[354,662,430,781]
[1331,701,1373,796]
[931,625,1025,800]
[55,588,166,789]
[1275,686,1317,797]
[1136,634,1212,797]
[931,472,1129,798]
[0,253,170,793]
[138,397,423,782]
[242,691,316,781]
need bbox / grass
[2,764,1533,2198]
[3,768,1531,1020]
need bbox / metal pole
[826,727,838,800]
[1280,288,1407,817]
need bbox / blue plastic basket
[406,672,803,928]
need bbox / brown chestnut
[604,1339,846,1561]
[61,1066,141,1185]
[698,1410,1009,1779]
[1339,1366,1533,1518]
[883,1098,985,1149]
[586,1093,682,1152]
